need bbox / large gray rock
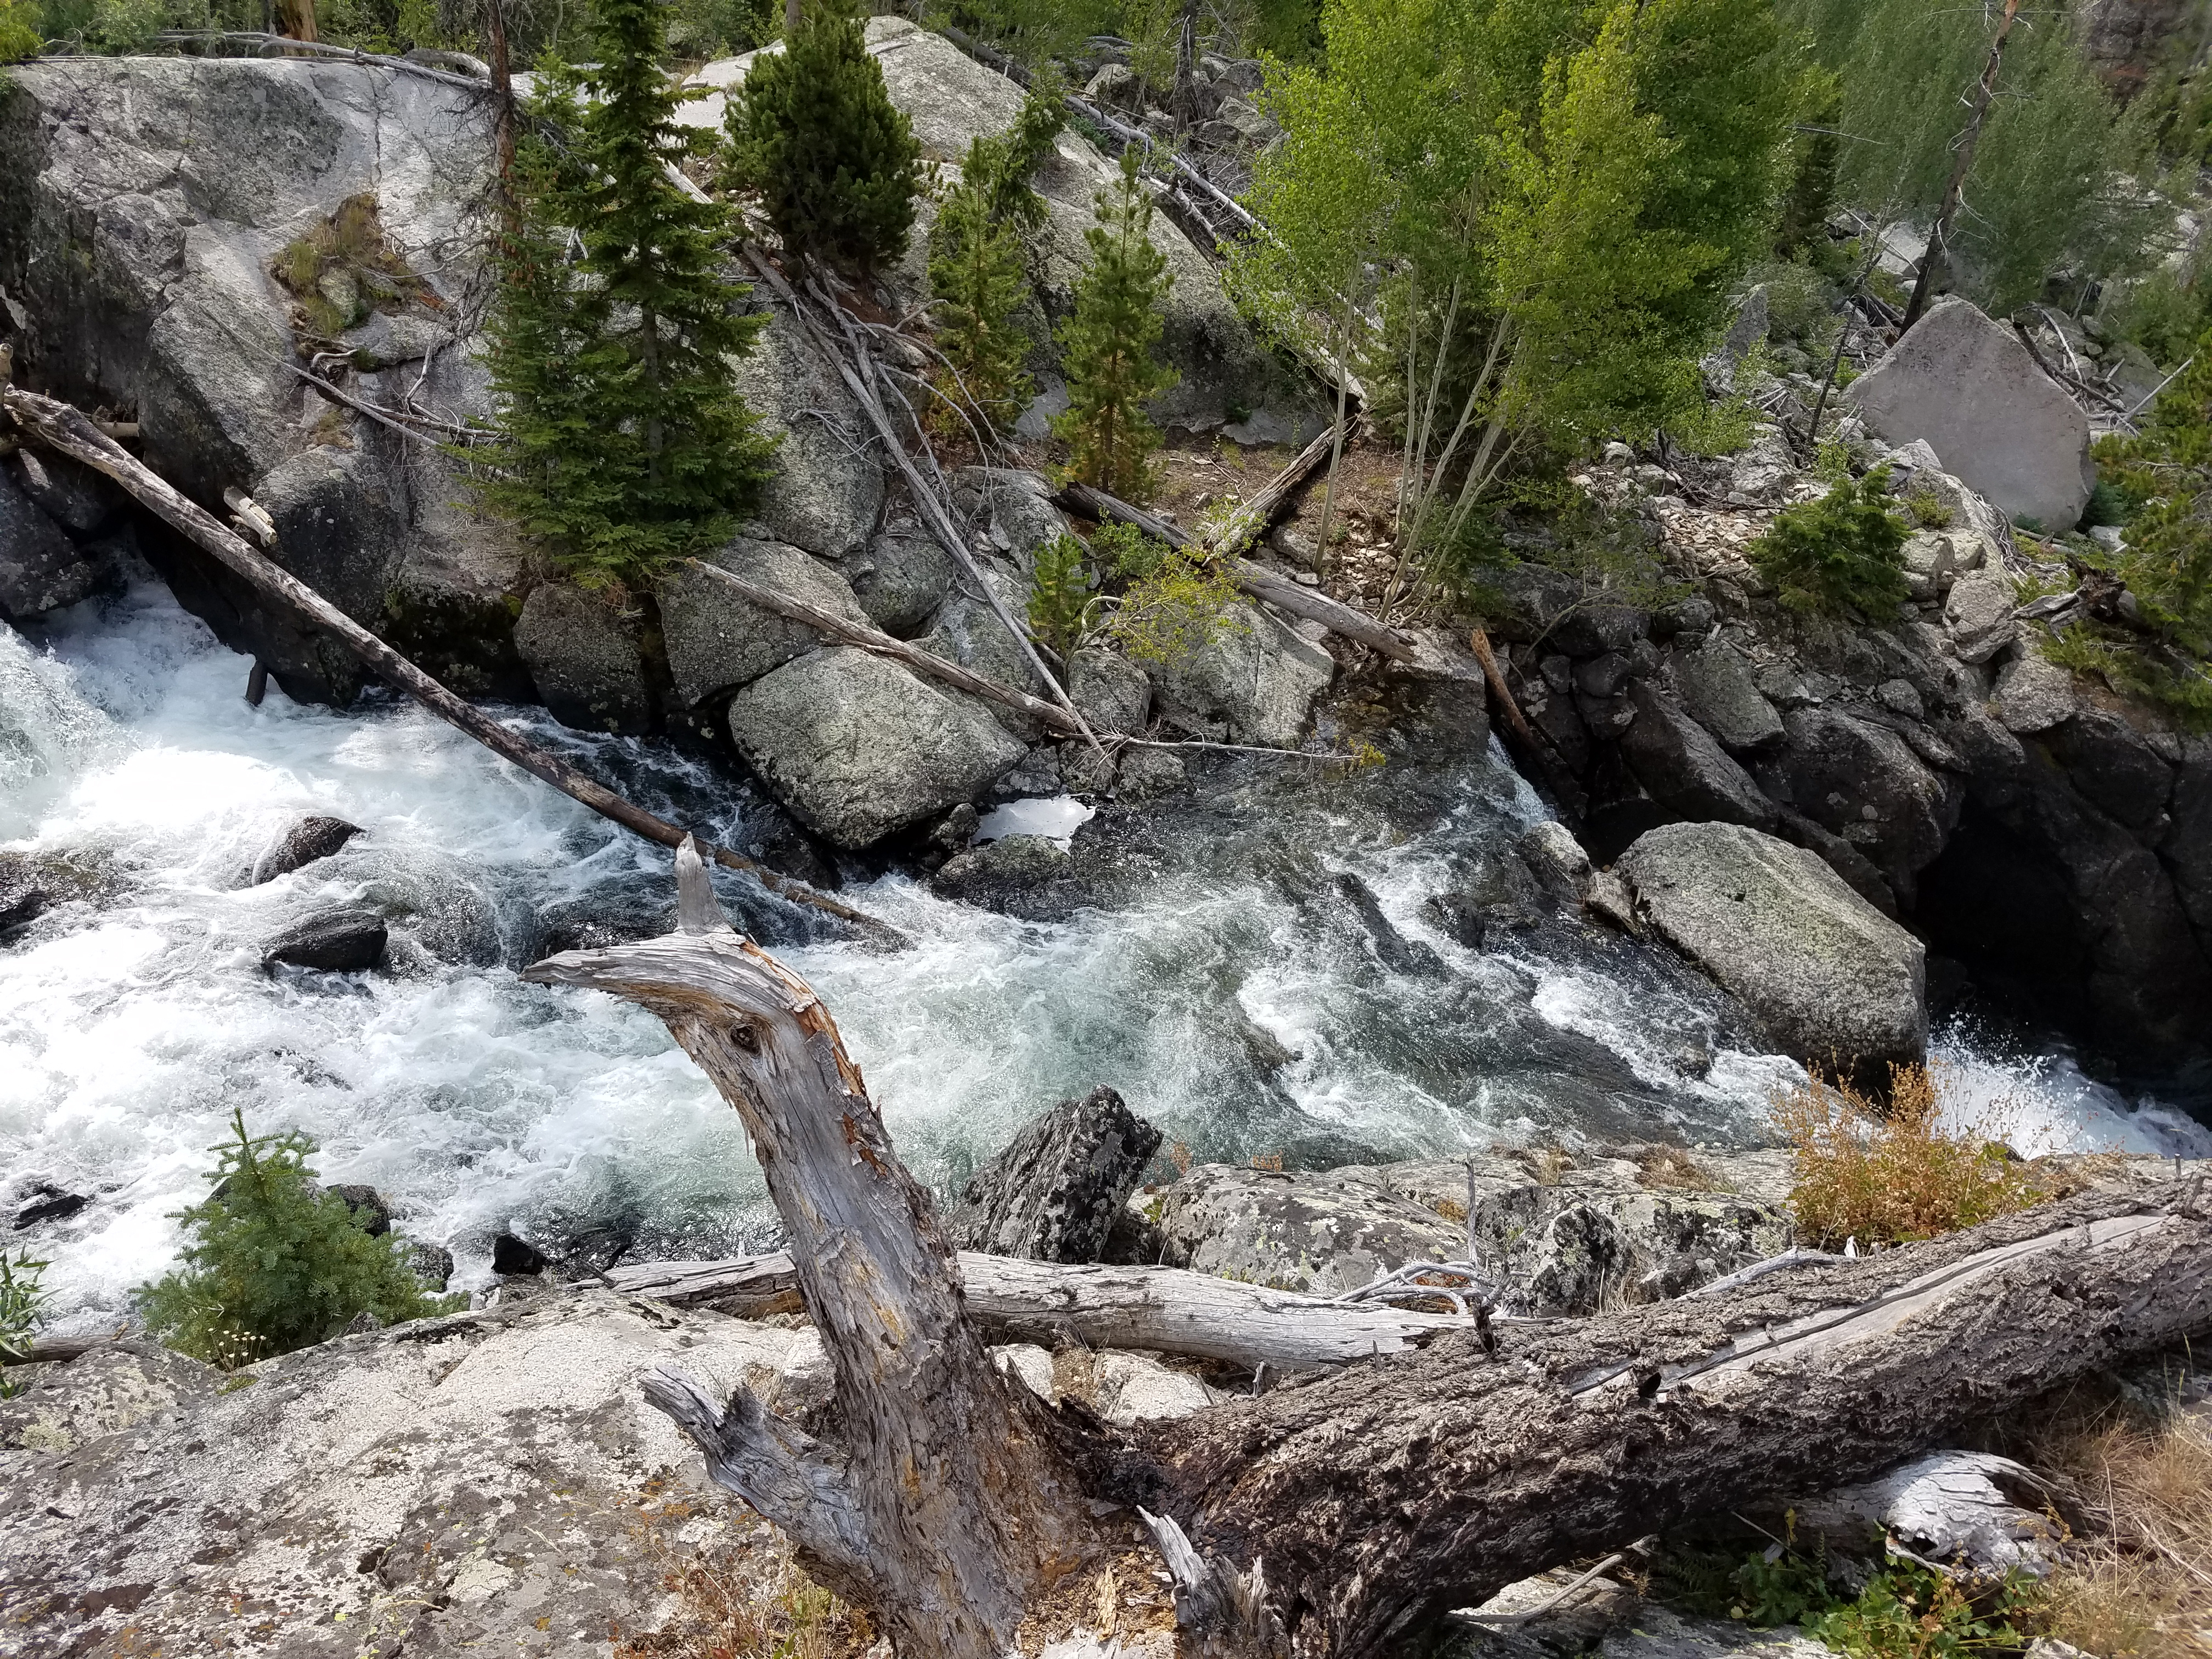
[0,1292,825,1657]
[1779,706,1962,897]
[951,467,1071,568]
[6,449,123,538]
[848,520,956,637]
[1617,821,1927,1074]
[656,535,870,709]
[1847,297,2096,531]
[0,56,527,704]
[946,1085,1163,1262]
[1069,646,1153,735]
[0,464,106,622]
[1619,679,1778,828]
[1943,561,2018,664]
[1152,603,1334,747]
[915,561,1049,740]
[1669,640,1785,755]
[512,582,653,734]
[727,307,885,560]
[1143,1164,1469,1295]
[725,646,1026,847]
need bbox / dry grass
[613,1492,874,1659]
[1771,1062,2044,1248]
[2017,1379,2212,1658]
[1635,1146,1716,1191]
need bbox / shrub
[723,8,921,272]
[1771,1062,2042,1249]
[1026,532,1103,661]
[0,0,41,60]
[1088,520,1170,583]
[137,1109,460,1368]
[1750,464,1910,617]
[1108,548,1247,667]
[0,1248,48,1396]
[1053,149,1179,501]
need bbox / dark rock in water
[0,854,53,932]
[9,448,123,538]
[512,581,656,736]
[262,907,388,973]
[0,462,108,622]
[13,1186,90,1229]
[251,816,363,884]
[948,1086,1163,1263]
[930,833,1075,915]
[325,1183,392,1237]
[491,1232,548,1276]
[409,1240,456,1291]
[1333,871,1445,976]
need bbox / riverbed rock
[947,1085,1164,1263]
[0,464,107,623]
[1070,646,1154,736]
[929,832,1078,913]
[0,1342,221,1454]
[512,582,654,735]
[0,1291,827,1657]
[1847,298,2096,531]
[1469,1184,1792,1313]
[727,306,884,561]
[726,646,1026,848]
[1152,603,1334,746]
[1620,679,1778,828]
[1616,821,1926,1076]
[657,535,871,710]
[261,905,390,973]
[251,814,364,884]
[1142,1164,1469,1295]
[1669,639,1786,755]
[7,449,124,539]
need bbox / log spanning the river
[0,382,901,946]
[528,847,2212,1658]
[604,1250,1467,1369]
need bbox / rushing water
[4,572,2207,1333]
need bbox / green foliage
[2076,329,2212,726]
[1903,487,1951,529]
[1775,71,1840,259]
[1657,1538,2033,1658]
[1028,532,1104,659]
[1108,547,1248,667]
[933,0,1111,69]
[1448,474,1689,626]
[962,74,1065,233]
[0,1248,48,1395]
[136,1111,460,1368]
[1750,464,1909,617]
[2102,265,2209,370]
[1780,0,2156,315]
[724,8,920,272]
[476,0,775,592]
[1119,0,1180,91]
[1053,149,1178,500]
[0,0,41,60]
[272,192,436,340]
[1090,518,1171,582]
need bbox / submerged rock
[0,464,108,623]
[251,814,363,884]
[947,1085,1163,1263]
[1616,821,1926,1077]
[261,906,389,973]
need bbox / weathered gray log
[1137,1186,2212,1657]
[947,1085,1162,1262]
[600,1249,1471,1368]
[520,840,1098,1659]
[0,382,900,946]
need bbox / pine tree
[477,0,775,591]
[928,166,1033,439]
[1053,149,1178,501]
[724,7,921,271]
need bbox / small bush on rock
[1773,1062,2041,1248]
[724,7,921,271]
[1054,149,1178,501]
[0,1248,49,1395]
[1108,548,1248,668]
[1026,532,1103,661]
[137,1109,460,1368]
[1751,464,1910,617]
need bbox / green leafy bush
[1089,520,1170,583]
[1027,532,1103,660]
[137,1110,460,1368]
[1053,149,1178,502]
[0,1248,48,1396]
[1750,464,1910,617]
[0,0,42,60]
[1108,548,1248,667]
[724,7,921,271]
[928,153,1035,441]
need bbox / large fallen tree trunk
[0,381,900,946]
[604,1251,1468,1368]
[528,853,2212,1658]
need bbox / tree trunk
[521,841,1102,1658]
[486,0,517,222]
[1899,0,2022,332]
[523,810,2212,1659]
[0,383,899,945]
[275,0,317,42]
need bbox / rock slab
[947,1086,1164,1263]
[1616,821,1927,1075]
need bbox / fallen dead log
[1057,478,1421,663]
[0,382,902,946]
[604,1251,1469,1369]
[529,849,2212,1658]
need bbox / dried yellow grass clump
[1772,1062,2043,1248]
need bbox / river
[5,571,2206,1333]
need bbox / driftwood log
[0,381,900,945]
[527,851,2212,1657]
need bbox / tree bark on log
[522,840,1102,1659]
[531,854,2212,1659]
[0,383,901,946]
[602,1251,1469,1368]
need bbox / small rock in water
[0,855,51,932]
[325,1183,392,1237]
[262,907,387,973]
[252,816,364,885]
[491,1232,549,1276]
[13,1186,90,1229]
[409,1241,456,1291]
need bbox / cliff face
[2077,0,2207,97]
